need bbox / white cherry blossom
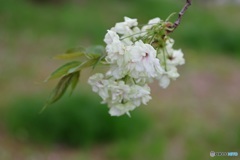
[142,17,162,32]
[88,73,109,101]
[129,84,152,106]
[88,16,185,116]
[109,102,136,117]
[111,17,138,35]
[127,40,164,79]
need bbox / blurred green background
[1,0,240,159]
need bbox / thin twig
[169,0,192,33]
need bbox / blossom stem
[149,34,156,44]
[161,44,168,71]
[163,49,167,71]
[141,31,152,43]
[120,31,148,40]
[132,78,137,85]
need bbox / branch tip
[169,0,192,33]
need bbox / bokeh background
[1,0,240,159]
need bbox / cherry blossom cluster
[88,17,185,116]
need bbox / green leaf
[69,71,80,95]
[68,59,97,73]
[45,61,81,82]
[53,47,86,60]
[92,53,106,69]
[85,45,105,59]
[66,47,85,54]
[49,75,72,103]
[54,52,85,60]
[41,74,73,113]
[84,45,106,69]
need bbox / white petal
[159,75,170,88]
[109,107,123,116]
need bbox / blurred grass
[1,0,240,55]
[1,0,240,160]
[3,93,151,147]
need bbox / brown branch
[169,0,192,33]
